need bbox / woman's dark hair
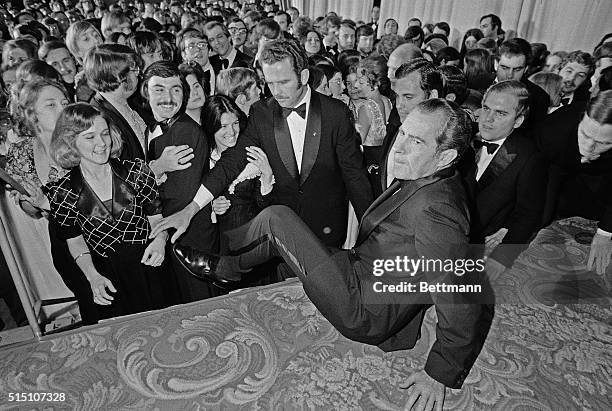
[307,65,325,90]
[201,94,247,150]
[301,29,323,55]
[336,49,361,78]
[464,48,495,93]
[319,64,341,81]
[404,25,424,44]
[179,61,210,97]
[459,28,484,58]
[598,66,612,93]
[436,47,461,65]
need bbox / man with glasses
[228,17,251,56]
[205,21,253,75]
[181,32,215,96]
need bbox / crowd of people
[0,1,611,408]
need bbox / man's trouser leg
[223,206,375,341]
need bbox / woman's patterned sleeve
[133,159,162,216]
[42,180,81,238]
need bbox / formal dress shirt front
[475,137,507,181]
[286,86,311,172]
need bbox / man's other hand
[150,202,199,243]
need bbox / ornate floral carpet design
[0,217,610,410]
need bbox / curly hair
[51,103,123,169]
[357,56,391,96]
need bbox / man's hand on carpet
[588,231,612,275]
[400,370,444,411]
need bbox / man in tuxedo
[227,17,251,57]
[205,21,253,75]
[142,61,220,302]
[552,50,595,112]
[321,15,341,56]
[172,99,493,411]
[180,32,216,96]
[471,80,548,279]
[495,38,550,134]
[152,39,372,248]
[537,91,612,275]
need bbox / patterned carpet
[0,217,610,410]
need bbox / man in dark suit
[537,91,612,275]
[152,39,371,248]
[495,38,550,134]
[173,99,493,411]
[470,80,548,279]
[377,58,443,196]
[551,50,595,112]
[142,61,220,302]
[205,21,253,75]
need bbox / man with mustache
[142,61,220,302]
[553,50,595,111]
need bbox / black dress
[43,159,176,323]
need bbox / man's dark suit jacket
[520,78,550,135]
[91,94,146,162]
[210,49,253,74]
[202,90,373,247]
[149,113,218,252]
[331,168,493,388]
[536,105,612,231]
[469,130,548,267]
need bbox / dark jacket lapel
[70,159,136,221]
[299,91,322,185]
[356,170,449,246]
[477,133,518,190]
[272,99,299,181]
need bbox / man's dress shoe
[173,244,241,290]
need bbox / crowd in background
[0,0,611,330]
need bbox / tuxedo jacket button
[323,227,331,234]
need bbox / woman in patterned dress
[40,103,171,321]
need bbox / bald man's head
[387,43,423,80]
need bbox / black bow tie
[473,139,500,155]
[281,103,307,119]
[220,59,229,69]
[560,97,571,106]
[149,119,170,134]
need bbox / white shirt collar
[223,47,237,66]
